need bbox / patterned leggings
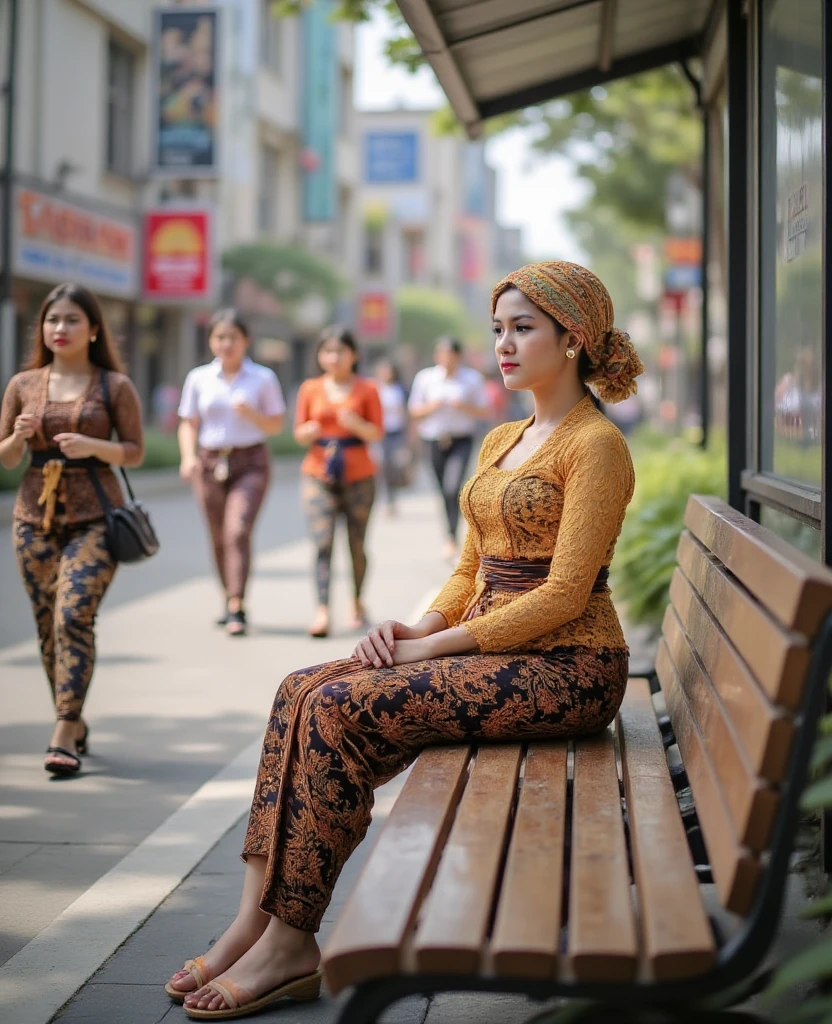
[301,475,376,606]
[195,445,270,601]
[14,518,116,721]
[242,646,628,931]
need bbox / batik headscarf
[491,261,644,404]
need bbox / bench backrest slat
[668,569,795,782]
[662,605,780,850]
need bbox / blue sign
[665,264,702,291]
[365,132,419,183]
[301,1,337,221]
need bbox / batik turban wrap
[491,261,645,404]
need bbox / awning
[395,0,714,136]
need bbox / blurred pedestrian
[408,337,489,561]
[178,308,285,637]
[0,282,144,777]
[374,359,410,516]
[295,326,383,638]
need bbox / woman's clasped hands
[353,619,436,668]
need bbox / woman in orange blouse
[0,283,144,777]
[167,262,644,1020]
[294,326,383,638]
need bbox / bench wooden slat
[676,530,809,710]
[618,679,716,980]
[413,744,523,974]
[322,745,471,995]
[662,606,780,850]
[669,569,795,781]
[490,744,568,979]
[567,728,638,982]
[685,494,832,637]
[656,641,761,915]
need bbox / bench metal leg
[336,980,414,1024]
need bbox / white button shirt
[178,357,286,449]
[408,364,487,440]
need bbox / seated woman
[167,261,644,1020]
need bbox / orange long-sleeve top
[428,395,635,653]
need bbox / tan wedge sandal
[165,956,212,1002]
[183,968,322,1020]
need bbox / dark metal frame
[333,611,832,1023]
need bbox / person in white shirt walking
[178,309,286,636]
[408,337,489,560]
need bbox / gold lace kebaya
[428,395,635,654]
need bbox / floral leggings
[14,518,116,721]
[242,645,628,931]
[301,474,376,606]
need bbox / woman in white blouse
[178,309,285,636]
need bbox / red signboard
[358,292,392,340]
[143,208,213,300]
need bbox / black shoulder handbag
[87,371,160,564]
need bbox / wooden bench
[322,496,832,1021]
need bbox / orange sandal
[165,956,212,1003]
[183,968,322,1019]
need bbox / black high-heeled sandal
[44,747,81,776]
[76,722,89,755]
[226,610,247,636]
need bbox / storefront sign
[13,186,138,298]
[358,292,392,340]
[152,7,220,176]
[142,208,214,301]
[365,132,419,184]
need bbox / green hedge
[612,432,727,632]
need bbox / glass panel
[759,0,823,487]
[759,505,821,560]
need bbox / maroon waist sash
[478,555,610,594]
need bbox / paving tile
[0,841,41,877]
[426,992,546,1024]
[53,983,173,1024]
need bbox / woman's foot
[185,917,320,1013]
[226,610,247,637]
[347,602,369,632]
[44,719,86,774]
[308,607,329,638]
[167,913,270,998]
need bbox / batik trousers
[14,517,116,721]
[301,474,376,606]
[242,645,629,931]
[195,444,270,601]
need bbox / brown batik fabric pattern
[301,474,376,605]
[194,444,270,600]
[242,645,628,931]
[14,517,116,721]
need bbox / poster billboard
[142,208,214,302]
[358,292,392,340]
[13,186,138,299]
[152,7,219,176]
[301,0,336,221]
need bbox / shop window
[106,40,135,176]
[760,504,821,560]
[260,0,282,74]
[364,226,383,274]
[758,0,823,489]
[258,144,280,235]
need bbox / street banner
[13,186,138,299]
[142,208,214,301]
[152,7,219,176]
[301,0,336,220]
[358,292,392,340]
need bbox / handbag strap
[100,370,136,502]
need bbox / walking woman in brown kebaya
[0,283,144,776]
[167,261,645,1020]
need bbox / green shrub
[612,436,726,631]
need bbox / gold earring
[566,349,576,360]
[90,336,97,344]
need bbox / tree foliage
[396,285,476,353]
[222,243,342,306]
